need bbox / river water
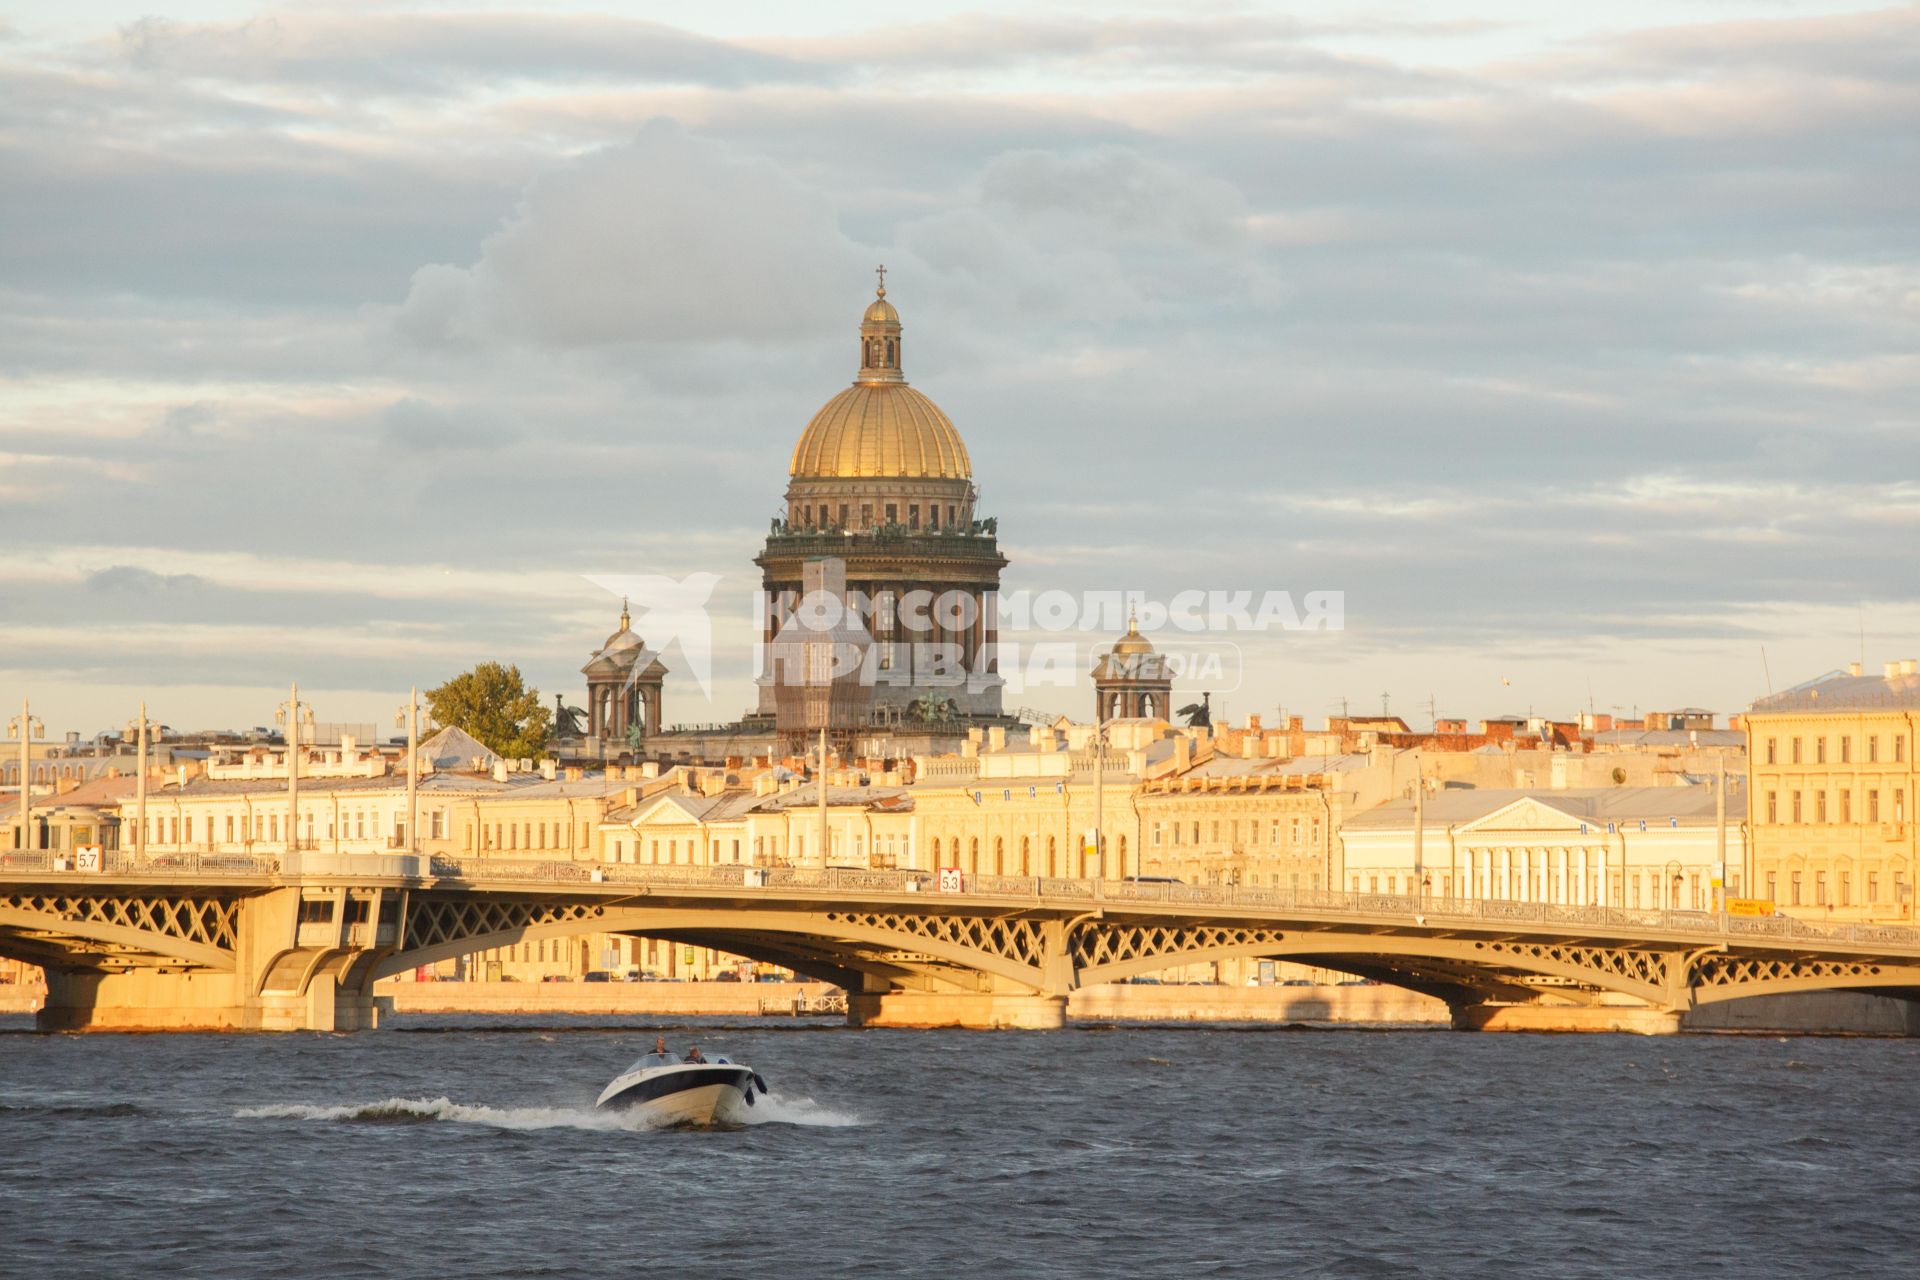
[1,1014,1914,1279]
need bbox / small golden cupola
[858,267,904,384]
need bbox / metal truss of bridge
[4,852,1919,1034]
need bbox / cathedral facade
[750,279,1009,742]
[563,278,1017,763]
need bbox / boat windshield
[626,1051,680,1072]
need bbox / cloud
[115,12,821,93]
[85,565,207,594]
[393,120,867,348]
[3,4,1920,734]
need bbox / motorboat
[595,1048,768,1125]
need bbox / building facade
[1340,785,1747,910]
[1745,660,1918,921]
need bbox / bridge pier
[847,990,1068,1030]
[1450,1002,1682,1036]
[38,969,250,1032]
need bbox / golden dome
[789,275,972,480]
[790,382,971,479]
[1111,615,1154,656]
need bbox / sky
[2,0,1917,739]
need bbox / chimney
[1849,661,1864,677]
[565,766,583,782]
[1885,661,1901,679]
[754,775,778,797]
[960,739,978,758]
[1904,659,1917,676]
[540,759,557,781]
[175,765,187,789]
[491,759,508,783]
[1247,714,1261,733]
[641,762,660,779]
[1173,735,1192,772]
[987,726,1007,751]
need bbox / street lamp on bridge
[123,702,161,860]
[9,699,44,853]
[396,687,423,857]
[276,683,315,857]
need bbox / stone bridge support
[35,885,405,1033]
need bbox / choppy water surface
[2,1015,1915,1279]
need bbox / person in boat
[653,1035,669,1056]
[684,1045,706,1064]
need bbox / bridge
[4,851,1919,1034]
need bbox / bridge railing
[8,850,1919,950]
[0,848,282,878]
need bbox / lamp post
[395,686,422,856]
[9,699,44,853]
[124,702,161,862]
[1092,717,1113,882]
[276,682,315,859]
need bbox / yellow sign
[1726,898,1774,917]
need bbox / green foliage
[427,662,551,760]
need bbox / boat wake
[236,1093,860,1131]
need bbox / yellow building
[1745,660,1918,922]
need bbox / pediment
[1457,796,1585,834]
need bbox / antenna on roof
[1760,645,1773,696]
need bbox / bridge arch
[377,902,1051,993]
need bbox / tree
[427,662,551,760]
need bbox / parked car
[1280,979,1314,988]
[712,971,741,982]
[1336,978,1379,987]
[582,971,614,983]
[755,973,791,983]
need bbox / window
[1792,792,1802,823]
[1151,822,1162,847]
[1839,872,1851,906]
[1870,790,1880,822]
[884,503,897,524]
[1766,871,1777,901]
[1767,792,1778,823]
[225,816,234,842]
[1898,789,1907,823]
[1841,737,1851,764]
[1868,871,1880,902]
[1790,872,1802,905]
[1897,737,1907,764]
[1815,737,1826,764]
[1815,871,1827,905]
[1766,738,1777,765]
[1791,738,1802,764]
[1869,736,1880,763]
[1840,790,1851,823]
[1816,792,1827,823]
